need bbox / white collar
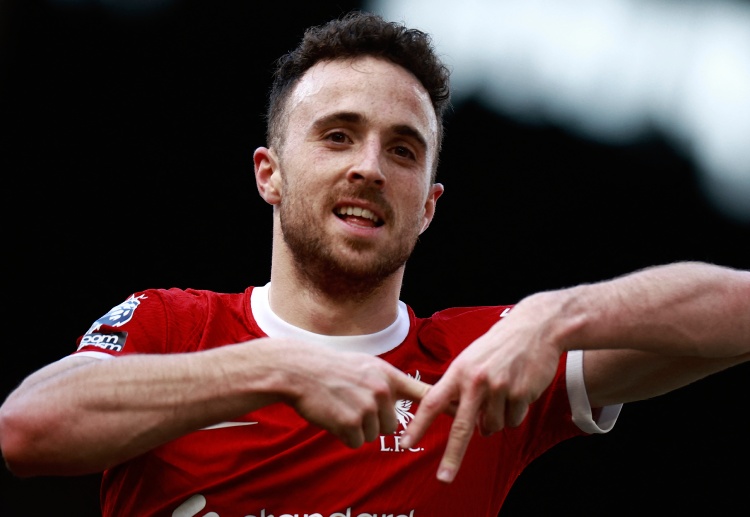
[250,283,410,355]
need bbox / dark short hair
[266,10,452,176]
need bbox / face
[257,56,443,296]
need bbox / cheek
[391,173,425,199]
[399,193,430,228]
[282,174,329,215]
[285,150,337,185]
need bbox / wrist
[526,286,590,354]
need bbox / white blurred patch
[368,0,750,223]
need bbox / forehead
[286,56,438,147]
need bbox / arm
[522,260,750,407]
[567,261,750,406]
[0,338,429,477]
[402,261,750,482]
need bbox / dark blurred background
[2,1,749,515]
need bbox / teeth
[337,206,380,223]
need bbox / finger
[377,396,398,436]
[478,395,507,436]
[436,395,483,483]
[394,375,432,402]
[362,411,380,443]
[377,373,430,437]
[341,426,365,449]
[506,401,529,428]
[399,382,451,450]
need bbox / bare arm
[0,339,429,477]
[403,261,750,482]
[566,262,750,406]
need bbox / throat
[283,279,398,335]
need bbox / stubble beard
[279,188,420,301]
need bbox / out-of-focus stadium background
[2,1,748,515]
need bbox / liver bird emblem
[395,370,420,430]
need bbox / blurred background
[1,0,749,515]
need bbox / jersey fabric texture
[71,284,620,517]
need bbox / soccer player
[1,10,749,517]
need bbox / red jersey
[72,284,620,517]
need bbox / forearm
[531,261,750,357]
[0,339,287,476]
[1,337,427,477]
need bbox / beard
[279,184,421,301]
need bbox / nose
[346,140,386,187]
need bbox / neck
[267,235,405,336]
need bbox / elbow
[0,413,41,477]
[2,450,40,479]
[0,403,66,477]
[1,405,112,477]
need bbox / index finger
[435,392,494,483]
[399,381,452,451]
[382,375,431,435]
[396,377,432,402]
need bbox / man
[1,10,749,517]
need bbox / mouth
[335,205,384,228]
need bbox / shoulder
[142,287,250,312]
[83,287,258,355]
[428,305,513,322]
[426,305,513,331]
[92,287,252,330]
[414,304,514,350]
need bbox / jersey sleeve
[566,349,622,433]
[70,290,171,359]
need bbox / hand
[401,294,564,483]
[283,344,431,448]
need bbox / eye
[326,131,351,144]
[392,145,416,161]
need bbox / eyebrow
[311,111,428,151]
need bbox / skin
[254,56,444,335]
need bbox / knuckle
[449,418,475,439]
[372,381,392,401]
[419,395,443,414]
[467,369,489,388]
[361,398,379,416]
[338,412,362,431]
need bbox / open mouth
[335,206,384,227]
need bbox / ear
[254,146,282,205]
[419,183,444,234]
